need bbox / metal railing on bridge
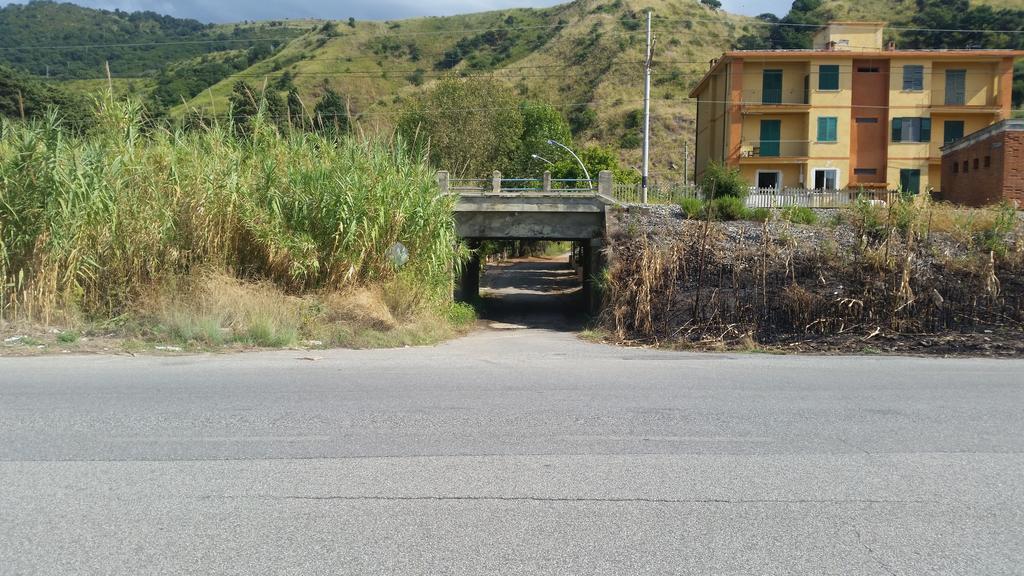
[438,171,608,196]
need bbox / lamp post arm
[548,140,591,183]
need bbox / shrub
[702,161,747,198]
[977,201,1017,256]
[709,196,749,220]
[619,132,641,148]
[781,206,817,225]
[679,196,705,219]
[747,207,772,222]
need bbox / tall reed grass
[0,99,461,325]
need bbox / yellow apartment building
[690,21,1021,194]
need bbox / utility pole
[683,141,690,185]
[641,10,655,203]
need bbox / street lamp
[531,153,555,167]
[546,139,591,183]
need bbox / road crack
[853,527,898,576]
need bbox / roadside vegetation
[0,97,474,353]
[600,195,1024,355]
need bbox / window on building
[892,118,931,143]
[963,160,969,173]
[762,69,783,104]
[943,120,964,144]
[854,168,878,175]
[855,117,879,124]
[945,70,966,105]
[952,162,959,174]
[756,171,782,190]
[984,156,991,168]
[857,66,880,73]
[903,65,924,91]
[818,65,840,90]
[973,158,980,170]
[813,169,839,190]
[899,169,922,195]
[817,117,838,142]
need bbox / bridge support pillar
[582,238,604,317]
[457,240,481,302]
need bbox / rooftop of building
[941,119,1024,154]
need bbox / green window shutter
[900,169,921,194]
[945,70,966,105]
[892,118,902,142]
[819,65,839,90]
[817,117,837,142]
[903,65,923,91]
[943,120,964,144]
[762,70,783,104]
[921,118,931,142]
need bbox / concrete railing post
[543,171,552,193]
[436,171,449,195]
[598,170,613,197]
[492,171,502,194]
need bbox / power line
[2,13,1020,54]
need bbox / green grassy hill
[179,0,755,178]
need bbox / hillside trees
[0,1,299,79]
[397,76,523,177]
[0,64,91,130]
[312,88,349,135]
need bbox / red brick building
[940,119,1024,207]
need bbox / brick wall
[941,129,1024,207]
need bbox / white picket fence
[610,183,896,208]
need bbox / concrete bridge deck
[439,171,619,314]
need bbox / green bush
[781,206,817,225]
[446,302,477,326]
[709,196,749,220]
[701,161,748,198]
[747,208,772,222]
[679,197,705,219]
[619,132,641,148]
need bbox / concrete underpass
[446,173,616,325]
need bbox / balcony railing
[740,140,810,158]
[756,89,809,106]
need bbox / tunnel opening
[457,239,598,331]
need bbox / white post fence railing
[609,183,897,208]
[438,170,608,195]
[437,171,898,208]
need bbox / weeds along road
[2,330,1024,574]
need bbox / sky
[0,0,783,23]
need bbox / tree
[550,145,639,185]
[286,88,306,129]
[0,64,91,131]
[313,87,349,135]
[516,101,572,175]
[228,80,259,133]
[397,76,523,177]
[567,107,597,136]
[700,0,722,9]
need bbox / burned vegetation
[601,200,1024,356]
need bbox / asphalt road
[2,261,1023,574]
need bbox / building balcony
[742,90,810,114]
[739,140,809,161]
[929,104,1002,115]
